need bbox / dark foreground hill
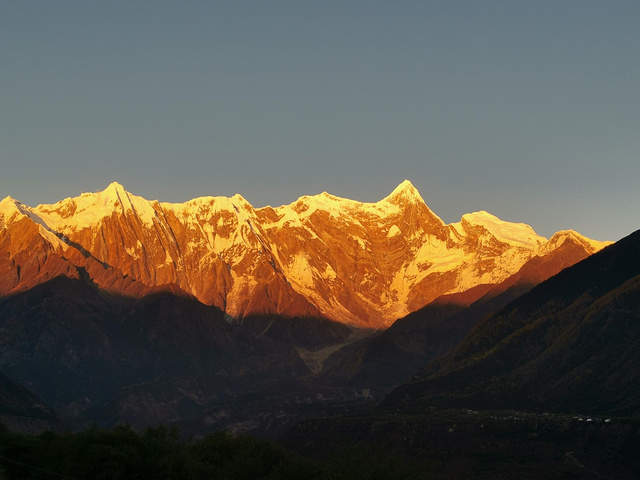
[0,276,354,436]
[382,229,640,415]
[0,372,61,434]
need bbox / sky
[1,1,638,241]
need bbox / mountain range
[0,181,622,437]
[0,180,608,329]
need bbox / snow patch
[289,253,316,288]
[387,225,401,238]
[323,264,337,281]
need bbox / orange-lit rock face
[0,181,611,328]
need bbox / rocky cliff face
[0,181,610,328]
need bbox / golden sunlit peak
[104,181,127,193]
[0,195,19,204]
[98,182,133,204]
[383,179,424,204]
[0,196,22,220]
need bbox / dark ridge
[231,313,353,350]
[0,371,62,434]
[0,275,354,436]
[381,229,640,415]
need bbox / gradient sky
[1,1,638,241]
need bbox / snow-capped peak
[230,193,252,208]
[0,196,25,225]
[458,211,547,249]
[382,179,425,205]
[102,181,127,199]
[548,229,613,254]
[0,195,20,210]
[30,182,160,230]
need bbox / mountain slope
[315,231,598,393]
[0,181,610,328]
[0,372,61,434]
[383,229,640,414]
[0,275,324,429]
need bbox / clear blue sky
[1,1,638,241]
